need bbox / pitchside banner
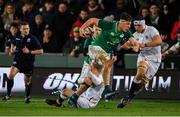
[0,67,180,99]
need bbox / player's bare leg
[117,60,149,108]
[24,75,32,103]
[46,77,93,108]
[2,66,19,101]
[102,56,117,100]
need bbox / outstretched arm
[121,38,140,52]
[139,34,162,48]
[80,18,100,38]
[162,42,180,60]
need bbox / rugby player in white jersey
[45,55,117,108]
[117,16,162,108]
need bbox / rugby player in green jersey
[68,12,139,107]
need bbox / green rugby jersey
[92,20,133,53]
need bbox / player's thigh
[145,61,160,80]
[88,45,109,60]
[78,62,89,84]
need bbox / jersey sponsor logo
[107,39,120,46]
[120,34,124,38]
[110,32,115,36]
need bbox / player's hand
[22,46,30,54]
[9,46,16,56]
[162,51,168,60]
[139,43,145,48]
[80,27,93,38]
[104,56,117,68]
[69,49,75,56]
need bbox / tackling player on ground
[45,55,117,108]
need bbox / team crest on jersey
[27,38,31,42]
[120,34,124,38]
[110,32,115,36]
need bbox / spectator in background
[63,27,84,57]
[69,8,89,38]
[41,25,58,53]
[138,6,149,19]
[1,3,16,31]
[87,0,104,19]
[100,0,116,15]
[171,14,180,42]
[40,0,55,26]
[145,3,161,30]
[158,3,173,36]
[53,2,75,52]
[18,1,36,23]
[125,0,140,17]
[0,0,5,15]
[4,22,19,54]
[30,14,45,39]
[104,0,126,21]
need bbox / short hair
[19,21,29,28]
[134,15,144,21]
[120,12,132,21]
[10,22,19,29]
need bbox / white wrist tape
[88,71,103,86]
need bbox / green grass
[0,97,180,116]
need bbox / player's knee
[62,89,73,97]
[8,73,15,80]
[136,69,146,81]
[137,70,145,79]
[62,89,69,95]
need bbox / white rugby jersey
[81,82,104,107]
[133,25,161,62]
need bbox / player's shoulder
[133,32,138,36]
[29,34,38,40]
[146,25,158,32]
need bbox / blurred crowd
[0,0,179,60]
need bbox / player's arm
[22,36,44,55]
[9,44,16,56]
[80,18,100,38]
[121,37,140,52]
[30,49,44,55]
[162,42,180,59]
[144,35,162,47]
[22,46,43,55]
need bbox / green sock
[105,85,112,92]
[72,93,79,100]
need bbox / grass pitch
[0,96,180,116]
